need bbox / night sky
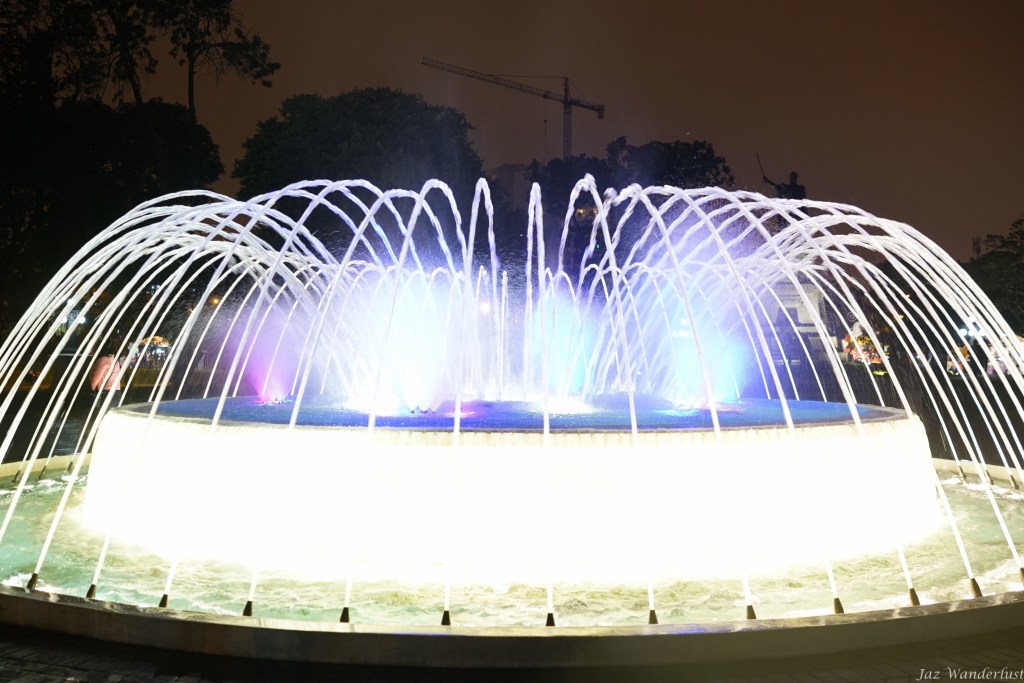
[150,0,1024,261]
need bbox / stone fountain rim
[0,583,1021,668]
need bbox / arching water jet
[0,178,1022,644]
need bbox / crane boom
[421,57,604,159]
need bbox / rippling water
[0,472,1021,627]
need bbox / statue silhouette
[763,171,806,200]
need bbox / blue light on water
[146,395,898,432]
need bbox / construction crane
[421,57,604,160]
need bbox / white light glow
[83,409,944,586]
[543,397,594,414]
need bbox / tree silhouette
[0,0,109,107]
[0,0,276,335]
[235,89,483,198]
[3,0,278,193]
[964,217,1024,332]
[89,0,167,187]
[155,0,279,185]
[527,136,734,215]
[0,98,223,336]
[605,136,734,189]
[157,0,279,120]
[234,89,485,262]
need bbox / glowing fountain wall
[84,407,941,585]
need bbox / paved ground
[0,621,1023,683]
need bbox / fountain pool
[1,469,1023,628]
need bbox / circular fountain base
[3,394,1001,669]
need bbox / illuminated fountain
[0,177,1023,664]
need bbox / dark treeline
[233,89,736,267]
[0,0,279,335]
[10,0,1016,345]
[0,0,738,341]
[963,217,1024,333]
